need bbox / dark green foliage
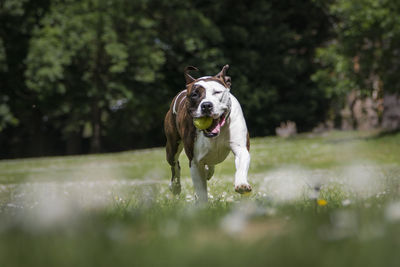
[199,0,332,134]
[3,0,389,158]
[24,0,170,154]
[313,0,400,101]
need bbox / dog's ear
[215,64,231,88]
[184,66,198,85]
[224,76,231,88]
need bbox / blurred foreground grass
[0,130,400,267]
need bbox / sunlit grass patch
[0,131,400,266]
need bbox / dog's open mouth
[203,113,227,138]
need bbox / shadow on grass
[366,129,400,139]
[322,129,400,144]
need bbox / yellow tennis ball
[193,117,213,130]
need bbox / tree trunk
[66,128,83,155]
[89,7,106,154]
[90,100,101,153]
[28,109,44,157]
[382,93,400,130]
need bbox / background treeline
[0,0,399,159]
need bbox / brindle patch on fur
[165,84,206,166]
[186,83,206,117]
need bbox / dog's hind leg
[166,140,183,195]
[165,110,183,195]
[169,142,183,195]
[205,165,215,181]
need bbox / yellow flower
[317,199,327,206]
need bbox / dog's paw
[169,181,181,195]
[235,183,252,194]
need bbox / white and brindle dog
[164,65,251,202]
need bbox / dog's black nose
[201,102,213,114]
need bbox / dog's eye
[213,91,223,95]
[191,91,198,99]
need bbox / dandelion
[317,199,327,206]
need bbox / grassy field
[1,130,400,267]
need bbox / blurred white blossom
[385,201,400,222]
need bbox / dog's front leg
[190,162,208,202]
[231,145,252,194]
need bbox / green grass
[1,130,400,267]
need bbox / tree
[0,0,50,157]
[312,0,400,128]
[196,0,332,135]
[0,0,335,158]
[313,0,400,99]
[25,0,166,153]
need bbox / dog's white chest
[193,127,230,165]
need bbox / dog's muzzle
[202,111,229,138]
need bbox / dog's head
[185,65,232,138]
